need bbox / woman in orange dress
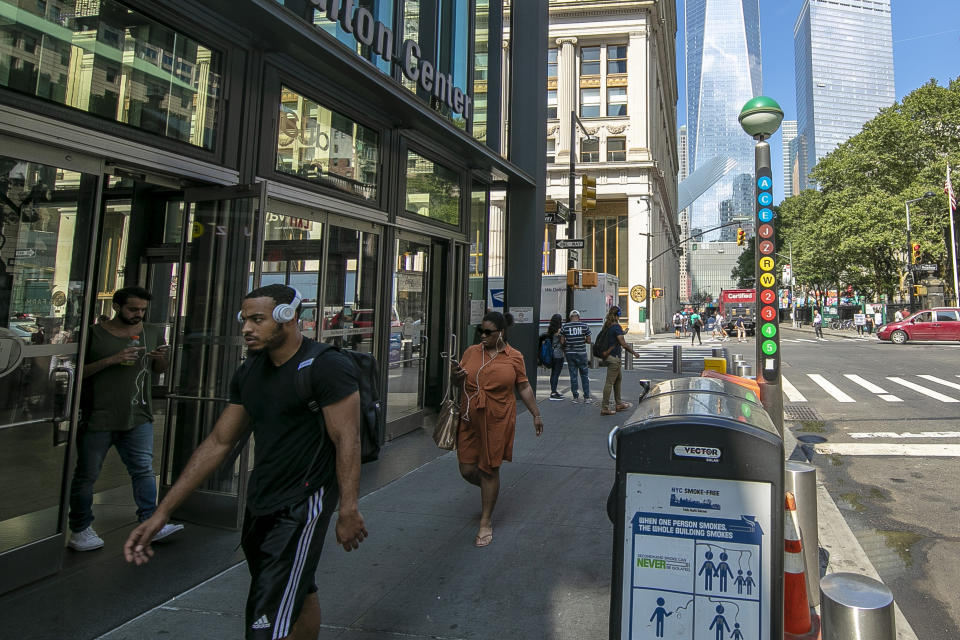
[452,312,543,547]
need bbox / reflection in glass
[312,0,394,75]
[472,0,490,142]
[276,87,380,201]
[259,211,324,338]
[0,153,95,553]
[388,238,429,422]
[469,187,487,323]
[0,0,222,148]
[321,225,381,359]
[405,150,461,225]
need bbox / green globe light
[739,96,784,140]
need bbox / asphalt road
[718,328,960,640]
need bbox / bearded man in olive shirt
[68,286,183,551]
[125,284,368,640]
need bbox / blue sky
[675,0,960,203]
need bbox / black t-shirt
[229,338,359,515]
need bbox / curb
[783,430,918,640]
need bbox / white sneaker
[153,523,185,542]
[68,526,104,551]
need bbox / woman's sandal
[474,530,494,547]
[600,408,617,416]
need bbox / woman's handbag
[433,385,460,450]
[434,334,460,450]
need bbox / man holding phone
[67,286,183,551]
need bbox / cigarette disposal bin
[607,377,784,639]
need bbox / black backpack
[592,325,610,358]
[295,340,383,464]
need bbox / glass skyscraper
[794,0,894,190]
[686,0,761,241]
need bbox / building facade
[793,0,894,190]
[689,241,744,301]
[678,124,691,302]
[0,0,547,594]
[546,0,680,334]
[685,0,761,242]
[781,119,797,200]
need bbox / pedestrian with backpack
[542,313,566,400]
[595,306,639,416]
[689,310,703,345]
[561,309,594,403]
[124,285,368,640]
[451,312,543,548]
[673,311,683,339]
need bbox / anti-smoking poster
[620,474,771,640]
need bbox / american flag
[946,167,957,211]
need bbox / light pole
[567,110,597,318]
[739,96,784,433]
[904,191,936,313]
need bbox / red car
[877,308,960,344]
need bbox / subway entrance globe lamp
[738,96,784,141]
[739,96,784,433]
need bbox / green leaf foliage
[782,78,960,301]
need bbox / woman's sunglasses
[476,326,500,336]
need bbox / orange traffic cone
[784,491,820,639]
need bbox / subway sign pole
[739,97,784,434]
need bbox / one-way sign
[556,239,585,250]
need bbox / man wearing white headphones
[123,284,368,640]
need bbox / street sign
[556,238,585,250]
[556,201,570,219]
[917,263,938,272]
[545,213,559,224]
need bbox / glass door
[160,184,263,530]
[387,234,431,437]
[0,144,101,595]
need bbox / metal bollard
[402,341,413,368]
[624,351,634,370]
[672,344,683,373]
[733,353,745,362]
[786,461,820,606]
[735,362,752,377]
[821,573,896,640]
[711,347,724,358]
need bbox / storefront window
[404,150,460,225]
[469,186,487,322]
[276,87,380,201]
[437,0,469,127]
[0,0,222,149]
[487,187,506,308]
[259,211,324,338]
[321,225,381,358]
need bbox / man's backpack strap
[294,340,334,415]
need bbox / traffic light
[736,228,745,246]
[912,243,921,264]
[652,287,664,299]
[581,175,597,211]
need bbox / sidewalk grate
[784,404,821,421]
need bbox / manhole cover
[784,404,821,421]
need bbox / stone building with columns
[545,0,681,335]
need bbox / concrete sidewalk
[99,366,915,640]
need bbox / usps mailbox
[607,377,784,640]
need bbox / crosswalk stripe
[795,338,817,343]
[887,377,959,403]
[807,374,856,402]
[843,374,901,401]
[814,443,960,457]
[851,431,960,438]
[917,374,960,392]
[781,375,807,402]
